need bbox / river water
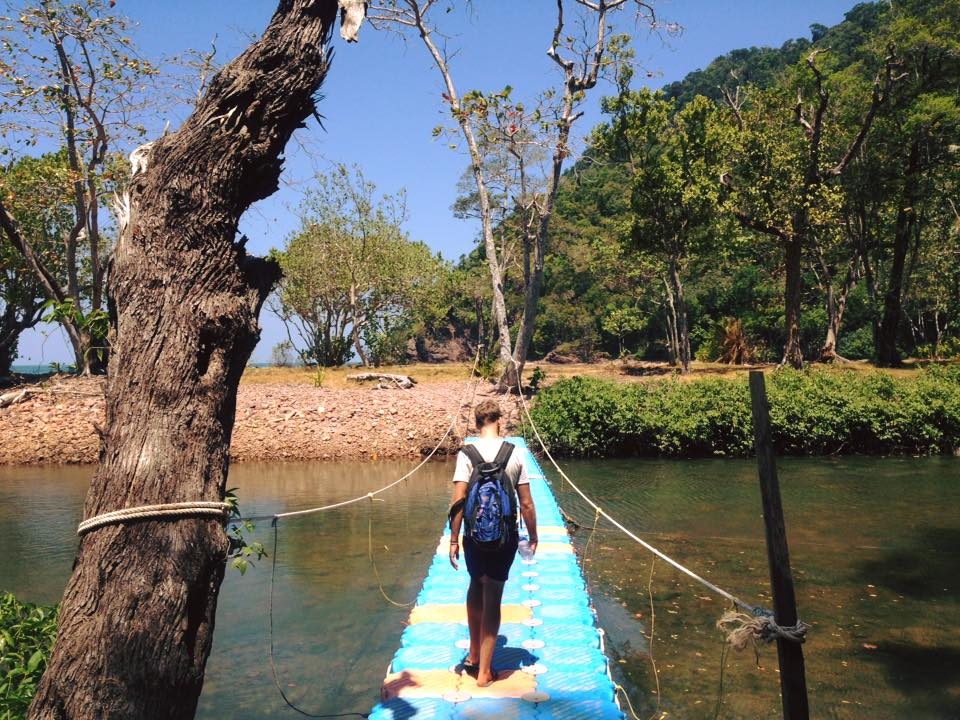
[1,456,957,719]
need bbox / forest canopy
[2,0,957,374]
[422,0,959,370]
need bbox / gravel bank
[0,376,524,465]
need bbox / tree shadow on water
[855,527,960,599]
[861,642,960,718]
[853,526,960,717]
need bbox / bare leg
[465,577,483,669]
[476,577,505,686]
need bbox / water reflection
[555,455,960,720]
[1,456,958,719]
[200,461,453,718]
[0,465,91,604]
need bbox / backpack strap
[493,441,515,467]
[493,442,517,512]
[447,497,465,529]
[462,442,514,471]
[461,444,485,468]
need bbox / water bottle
[518,538,535,561]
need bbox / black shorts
[463,533,519,582]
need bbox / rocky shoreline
[0,376,523,465]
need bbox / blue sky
[14,0,852,366]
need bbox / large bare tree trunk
[29,3,340,718]
[502,0,620,392]
[376,2,636,394]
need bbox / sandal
[475,671,501,688]
[458,658,479,677]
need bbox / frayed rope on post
[717,609,810,651]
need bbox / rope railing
[263,350,484,719]
[76,349,485,536]
[271,349,483,523]
[508,359,808,648]
[74,350,486,719]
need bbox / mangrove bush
[526,366,960,458]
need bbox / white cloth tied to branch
[338,0,367,42]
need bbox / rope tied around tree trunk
[77,502,232,536]
[716,608,810,651]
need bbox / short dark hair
[474,399,502,428]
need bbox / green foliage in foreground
[527,366,960,458]
[0,593,58,719]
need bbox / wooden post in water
[748,370,810,720]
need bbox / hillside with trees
[7,1,952,377]
[423,0,958,370]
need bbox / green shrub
[526,367,960,458]
[523,375,630,457]
[916,336,960,360]
[0,593,58,719]
[837,325,875,360]
[641,378,753,456]
[766,369,853,454]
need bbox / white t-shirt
[452,438,529,487]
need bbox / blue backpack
[462,442,516,551]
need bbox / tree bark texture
[663,275,679,366]
[509,220,546,391]
[876,142,921,367]
[817,252,858,362]
[782,236,805,369]
[668,258,691,373]
[30,2,339,718]
[819,285,842,362]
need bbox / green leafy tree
[809,44,899,363]
[519,0,959,369]
[862,0,960,365]
[719,47,897,368]
[275,165,444,367]
[0,153,73,374]
[542,156,651,359]
[601,304,644,358]
[400,255,483,364]
[270,234,353,367]
[663,40,813,107]
[903,196,960,358]
[0,239,41,375]
[593,87,725,372]
[0,0,156,374]
[371,1,663,391]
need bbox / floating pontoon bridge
[369,437,625,719]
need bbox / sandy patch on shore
[0,375,523,465]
